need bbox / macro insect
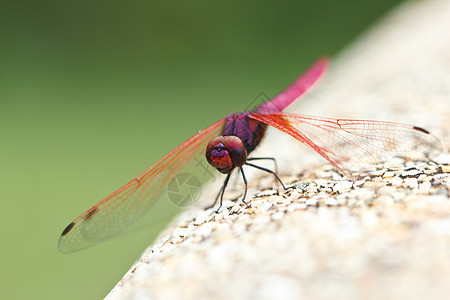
[59,59,440,253]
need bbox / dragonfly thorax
[206,136,247,174]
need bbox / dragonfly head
[206,136,247,174]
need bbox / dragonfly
[59,58,441,253]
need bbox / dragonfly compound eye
[206,136,247,174]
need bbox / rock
[107,2,450,299]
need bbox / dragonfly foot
[215,204,222,214]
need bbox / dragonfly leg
[208,183,224,209]
[245,162,286,190]
[207,173,231,213]
[240,167,249,207]
[247,157,279,174]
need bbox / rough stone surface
[107,1,450,299]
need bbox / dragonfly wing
[255,58,328,114]
[249,113,442,176]
[59,119,226,253]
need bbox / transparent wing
[59,119,226,253]
[250,113,442,176]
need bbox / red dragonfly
[59,59,441,253]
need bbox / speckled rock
[107,1,450,299]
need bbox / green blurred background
[1,1,404,299]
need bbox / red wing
[249,113,442,176]
[59,119,226,253]
[255,58,328,114]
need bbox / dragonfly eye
[206,136,247,174]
